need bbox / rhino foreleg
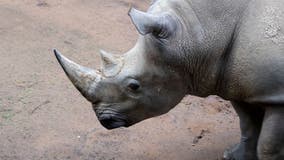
[223,102,264,160]
[257,107,284,160]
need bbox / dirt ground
[0,0,240,160]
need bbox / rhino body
[54,0,284,159]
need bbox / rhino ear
[128,8,177,38]
[99,50,123,77]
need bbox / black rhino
[54,0,284,159]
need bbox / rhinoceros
[54,0,284,159]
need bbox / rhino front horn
[54,49,100,102]
[128,7,177,38]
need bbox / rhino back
[224,0,284,105]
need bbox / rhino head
[54,8,188,129]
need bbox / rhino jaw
[54,49,101,102]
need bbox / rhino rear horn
[99,50,123,77]
[54,49,100,102]
[100,50,120,70]
[128,7,177,38]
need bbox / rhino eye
[128,83,140,91]
[127,82,140,91]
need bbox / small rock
[192,129,210,145]
[37,0,49,7]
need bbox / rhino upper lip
[98,112,129,129]
[93,106,130,129]
[97,110,127,121]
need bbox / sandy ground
[0,0,240,160]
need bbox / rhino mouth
[98,115,128,129]
[94,107,129,129]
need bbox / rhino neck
[156,0,250,97]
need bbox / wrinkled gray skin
[54,0,284,159]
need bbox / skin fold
[54,0,284,159]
